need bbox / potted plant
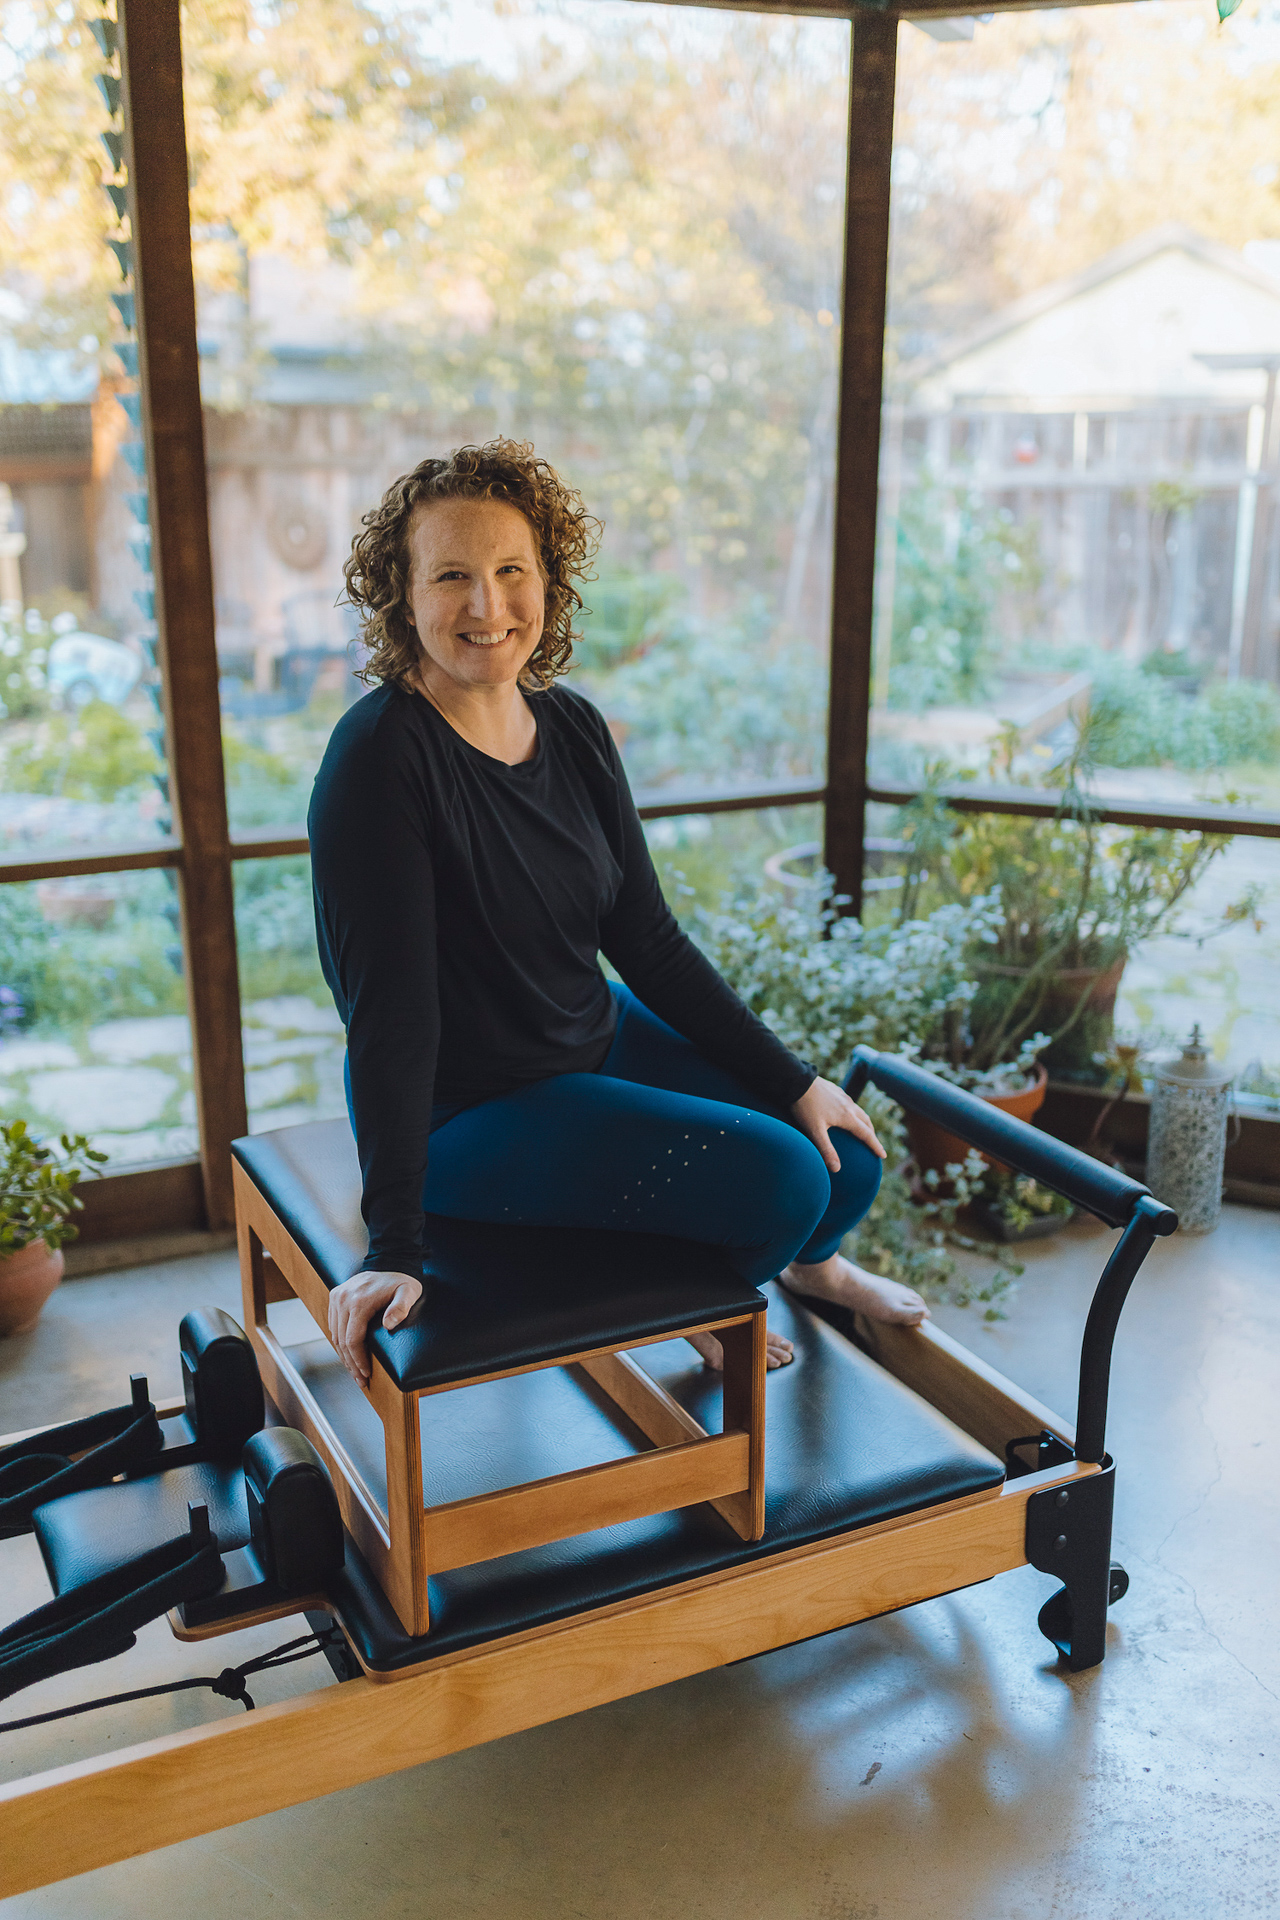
[900,1032,1053,1185]
[690,875,1021,1316]
[0,1121,106,1335]
[903,725,1243,1083]
[970,1169,1075,1243]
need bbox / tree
[0,4,116,355]
[888,4,1280,367]
[179,1,849,615]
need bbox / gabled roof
[907,223,1280,391]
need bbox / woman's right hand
[329,1269,423,1384]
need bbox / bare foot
[782,1252,930,1328]
[687,1327,795,1370]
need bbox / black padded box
[233,1123,768,1392]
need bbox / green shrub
[1087,658,1280,772]
[222,730,309,826]
[0,887,51,1029]
[576,568,687,675]
[889,490,1041,713]
[4,702,160,801]
[590,602,824,789]
[0,878,185,1032]
[0,608,54,721]
[234,860,315,957]
[234,859,329,1001]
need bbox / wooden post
[715,1313,767,1541]
[1241,364,1280,682]
[118,0,247,1228]
[824,11,898,916]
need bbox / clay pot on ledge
[972,955,1128,1081]
[0,1238,65,1336]
[906,1063,1049,1182]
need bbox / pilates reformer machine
[0,1048,1175,1897]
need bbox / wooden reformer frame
[0,1049,1177,1898]
[0,1319,1092,1896]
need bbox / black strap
[0,1529,225,1702]
[0,1628,345,1733]
[0,1398,157,1472]
[0,1399,163,1538]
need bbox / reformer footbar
[843,1045,1177,1668]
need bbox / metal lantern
[1145,1026,1233,1234]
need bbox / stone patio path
[0,994,346,1171]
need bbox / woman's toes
[830,1262,930,1327]
[689,1327,794,1369]
[876,1280,930,1325]
[687,1330,725,1370]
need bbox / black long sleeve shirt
[308,680,815,1278]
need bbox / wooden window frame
[0,0,1274,1243]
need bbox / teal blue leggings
[417,985,880,1288]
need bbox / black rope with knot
[0,1627,346,1735]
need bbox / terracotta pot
[35,879,117,929]
[0,1238,64,1336]
[972,956,1127,1079]
[906,1064,1048,1181]
[762,838,909,908]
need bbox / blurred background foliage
[1,0,1278,1127]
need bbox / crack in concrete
[1132,1339,1279,1707]
[1177,1583,1279,1707]
[1127,1546,1280,1707]
[1148,1322,1225,1566]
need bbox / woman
[310,439,928,1385]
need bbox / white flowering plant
[692,879,996,1077]
[691,875,1021,1316]
[0,607,53,721]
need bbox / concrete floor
[1,1207,1277,1919]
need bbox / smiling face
[403,496,546,696]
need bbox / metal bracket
[305,1608,362,1682]
[1026,1459,1126,1671]
[1005,1429,1076,1478]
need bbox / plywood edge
[851,1314,1076,1456]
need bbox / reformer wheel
[1037,1561,1129,1654]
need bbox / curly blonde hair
[343,439,601,691]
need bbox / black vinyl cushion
[28,1289,1004,1655]
[233,1123,767,1392]
[340,1285,1006,1669]
[33,1461,250,1595]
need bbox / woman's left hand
[790,1076,886,1173]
